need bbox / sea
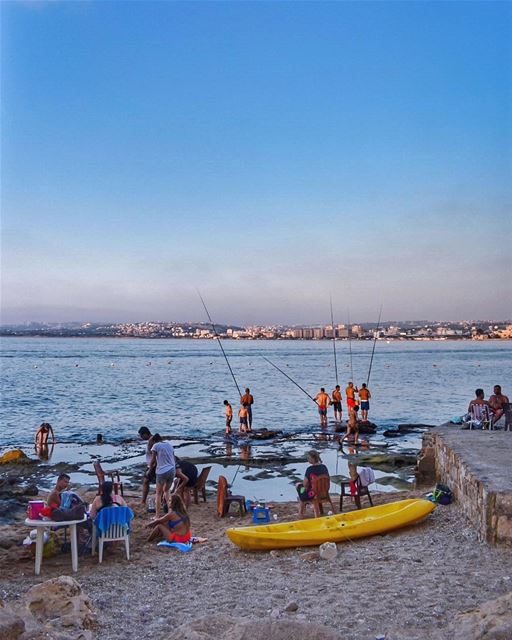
[1,337,510,447]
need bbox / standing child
[238,404,249,433]
[146,494,191,543]
[224,400,233,434]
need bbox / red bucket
[27,500,45,520]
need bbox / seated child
[146,494,191,543]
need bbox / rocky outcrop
[451,591,512,640]
[168,615,341,639]
[0,604,25,640]
[25,576,96,637]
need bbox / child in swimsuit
[146,494,191,543]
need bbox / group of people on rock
[223,387,254,434]
[314,382,371,428]
[467,384,509,427]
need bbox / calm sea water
[1,337,510,448]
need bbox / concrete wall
[417,427,512,546]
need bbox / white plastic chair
[91,506,132,563]
[468,403,492,430]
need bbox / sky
[1,1,511,325]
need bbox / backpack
[432,484,452,505]
[51,491,86,522]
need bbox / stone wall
[417,426,512,546]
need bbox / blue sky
[1,1,511,324]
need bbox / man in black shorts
[138,426,156,506]
[175,457,199,507]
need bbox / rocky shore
[1,484,512,640]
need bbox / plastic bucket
[27,500,45,520]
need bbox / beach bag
[51,491,86,521]
[432,484,452,505]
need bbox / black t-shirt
[177,460,198,487]
[305,463,329,484]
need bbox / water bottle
[147,497,155,513]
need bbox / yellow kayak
[226,499,435,551]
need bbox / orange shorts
[167,531,192,543]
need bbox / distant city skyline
[1,2,511,325]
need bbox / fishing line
[196,289,242,398]
[330,295,339,386]
[366,304,383,386]
[261,356,318,404]
[347,309,354,382]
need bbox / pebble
[284,602,299,612]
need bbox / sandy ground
[1,488,512,640]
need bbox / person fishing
[345,381,358,411]
[358,383,371,422]
[314,388,331,427]
[240,388,254,430]
[331,385,343,422]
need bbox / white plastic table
[24,516,88,575]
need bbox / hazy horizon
[2,2,511,325]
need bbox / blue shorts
[332,402,342,411]
[318,408,327,416]
[361,401,369,411]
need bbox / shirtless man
[223,400,233,434]
[345,382,358,411]
[467,389,492,428]
[358,383,371,422]
[331,385,343,422]
[47,473,70,508]
[488,385,509,424]
[314,387,331,427]
[240,388,254,430]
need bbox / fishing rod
[330,295,339,386]
[261,356,318,405]
[367,304,383,386]
[347,309,354,381]
[196,289,242,398]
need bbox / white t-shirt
[151,441,176,475]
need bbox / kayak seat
[339,474,373,512]
[309,475,336,517]
[216,475,247,518]
[191,466,212,504]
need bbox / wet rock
[0,450,29,465]
[319,542,338,561]
[451,591,512,640]
[0,499,26,521]
[357,454,418,473]
[0,605,25,640]
[168,615,341,640]
[398,424,435,433]
[383,430,405,438]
